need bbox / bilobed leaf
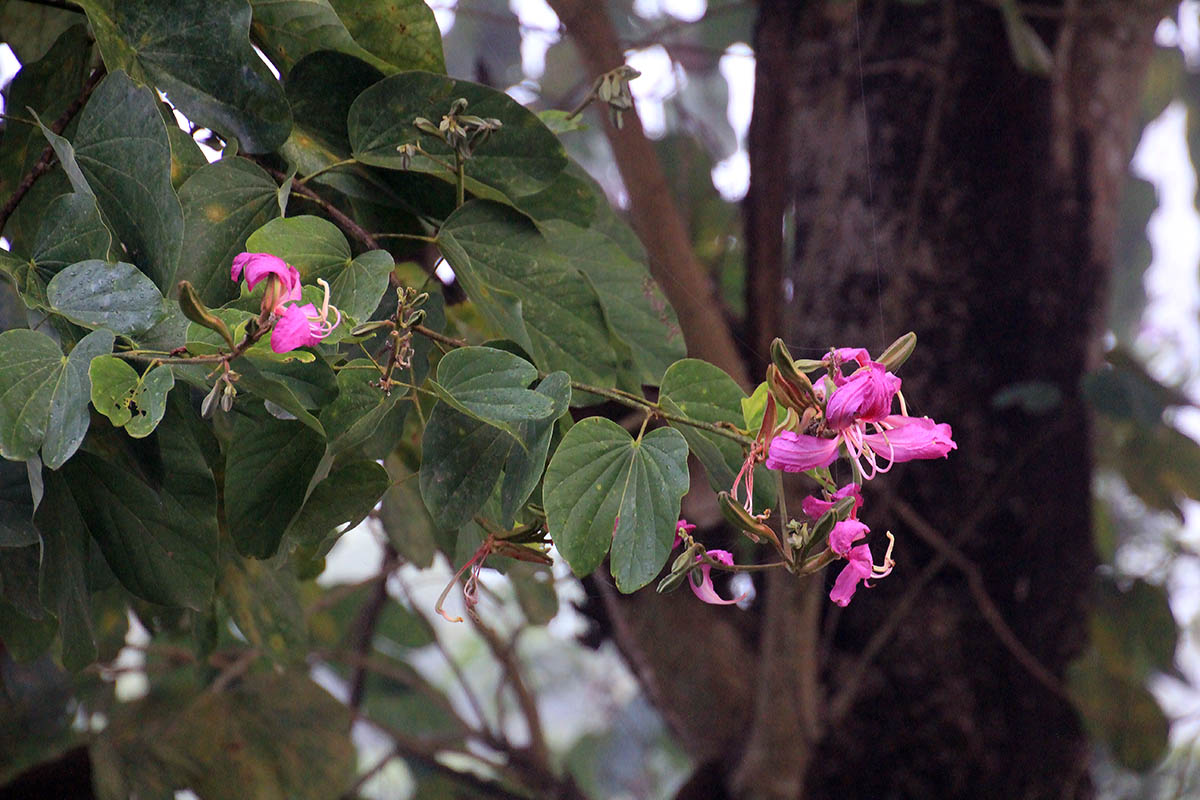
[88,356,175,438]
[330,249,394,323]
[75,0,292,152]
[659,359,774,510]
[32,192,113,272]
[326,0,445,73]
[430,346,555,433]
[437,201,618,387]
[167,126,209,190]
[61,391,218,608]
[420,371,569,530]
[43,329,115,468]
[71,70,184,290]
[319,360,403,457]
[178,158,282,306]
[285,460,390,547]
[35,469,97,670]
[245,214,351,285]
[224,411,325,558]
[349,71,566,199]
[540,219,684,385]
[543,417,690,592]
[0,329,66,461]
[47,260,166,336]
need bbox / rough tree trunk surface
[769,2,1167,798]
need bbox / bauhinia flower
[230,252,341,353]
[829,532,895,607]
[674,518,696,548]
[765,345,955,478]
[801,482,863,520]
[689,549,749,606]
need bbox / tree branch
[0,65,106,235]
[347,544,398,712]
[545,0,750,389]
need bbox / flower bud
[878,331,917,372]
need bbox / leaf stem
[454,151,466,208]
[374,232,439,243]
[297,157,358,185]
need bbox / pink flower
[231,252,301,313]
[765,430,840,472]
[829,519,869,556]
[830,544,874,606]
[801,482,863,520]
[863,415,956,462]
[825,363,901,429]
[689,549,749,606]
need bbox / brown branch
[545,0,749,389]
[0,65,106,235]
[253,160,383,252]
[890,498,1070,701]
[347,544,399,712]
[467,613,550,769]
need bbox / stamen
[872,531,896,578]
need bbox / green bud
[177,280,235,350]
[878,331,917,372]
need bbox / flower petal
[864,415,957,463]
[689,549,748,606]
[829,519,869,556]
[766,431,840,472]
[825,364,901,429]
[270,302,323,353]
[232,252,300,294]
[801,482,863,519]
[829,544,873,607]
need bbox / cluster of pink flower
[230,252,341,352]
[679,344,956,608]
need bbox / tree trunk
[762,1,1169,798]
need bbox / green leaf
[0,329,66,461]
[88,356,174,438]
[437,201,618,386]
[31,192,113,272]
[420,371,569,530]
[349,71,567,198]
[659,359,774,510]
[0,3,83,63]
[35,468,97,670]
[326,0,445,73]
[244,214,351,285]
[508,562,558,626]
[430,345,555,431]
[285,460,389,547]
[177,157,282,306]
[70,70,184,290]
[999,0,1053,75]
[231,358,326,435]
[44,329,115,468]
[540,219,684,385]
[0,461,38,547]
[378,452,437,567]
[543,418,690,592]
[330,248,394,323]
[224,411,325,558]
[319,360,404,458]
[61,391,218,608]
[75,0,292,152]
[219,545,307,663]
[47,259,166,335]
[167,126,210,190]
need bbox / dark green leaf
[47,259,166,335]
[326,0,445,73]
[76,0,292,152]
[62,392,218,608]
[44,329,114,468]
[231,358,326,435]
[285,460,389,547]
[430,346,555,439]
[71,70,184,290]
[224,411,324,558]
[244,214,350,285]
[0,3,82,63]
[319,359,403,458]
[177,157,282,306]
[0,460,38,547]
[35,469,97,670]
[0,329,66,461]
[499,370,570,526]
[349,71,566,198]
[438,201,617,386]
[167,125,210,190]
[219,545,307,663]
[330,249,394,323]
[378,451,437,567]
[31,192,113,272]
[543,418,690,591]
[659,358,774,510]
[508,562,558,626]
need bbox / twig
[891,498,1070,701]
[347,544,398,712]
[468,614,549,767]
[0,65,106,234]
[207,647,259,694]
[254,160,383,252]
